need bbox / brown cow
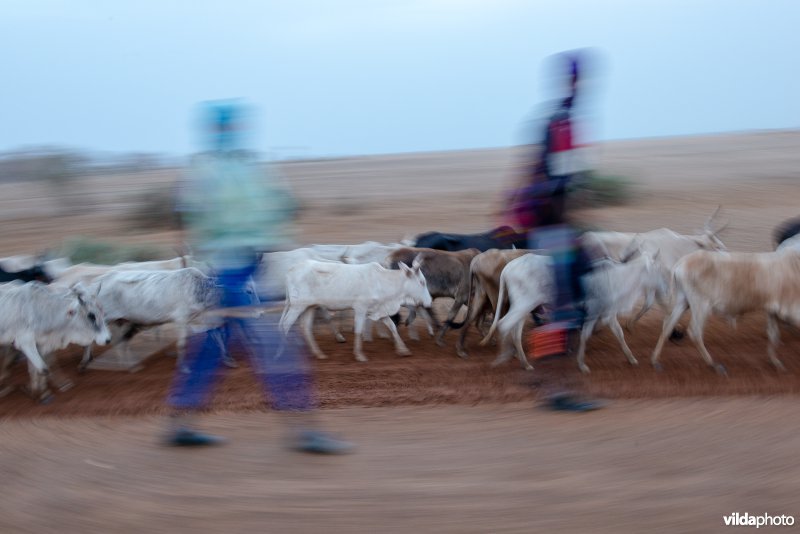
[387,247,481,347]
[651,239,800,374]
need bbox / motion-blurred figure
[166,100,352,452]
[510,52,602,412]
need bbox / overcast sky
[2,0,798,158]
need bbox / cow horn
[620,235,642,263]
[713,220,730,236]
[411,253,424,269]
[704,205,722,233]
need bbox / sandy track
[2,399,799,533]
[2,312,799,418]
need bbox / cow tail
[480,271,506,346]
[446,270,476,330]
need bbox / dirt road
[2,399,798,533]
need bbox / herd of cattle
[1,211,800,403]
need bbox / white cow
[480,249,667,372]
[584,221,727,339]
[583,207,727,267]
[576,251,669,373]
[341,242,405,266]
[651,241,800,374]
[52,256,194,288]
[280,257,432,362]
[479,253,552,370]
[0,281,111,401]
[81,268,219,370]
[259,243,405,341]
[260,243,405,298]
[258,247,347,300]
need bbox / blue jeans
[168,262,315,412]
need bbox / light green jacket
[179,152,295,268]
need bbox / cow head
[699,205,728,251]
[399,254,432,308]
[619,235,643,263]
[70,282,112,346]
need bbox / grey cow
[386,247,481,347]
[81,268,220,371]
[0,281,111,402]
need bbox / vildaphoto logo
[723,513,795,528]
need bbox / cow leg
[26,358,50,402]
[404,307,420,341]
[421,306,441,335]
[353,310,368,362]
[657,293,685,341]
[300,308,327,360]
[14,337,47,378]
[15,337,51,402]
[435,300,463,347]
[490,314,518,367]
[490,309,529,368]
[0,347,16,397]
[766,313,786,371]
[576,318,597,374]
[318,307,346,343]
[609,315,639,367]
[279,304,306,336]
[651,296,688,371]
[511,319,534,371]
[43,351,73,392]
[416,307,438,338]
[456,291,487,359]
[380,316,411,357]
[490,340,514,367]
[685,304,725,374]
[79,345,93,373]
[376,319,391,339]
[490,335,517,368]
[363,317,374,342]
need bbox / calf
[81,268,219,370]
[386,247,480,346]
[280,257,432,362]
[0,282,110,401]
[575,251,669,373]
[651,244,800,374]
